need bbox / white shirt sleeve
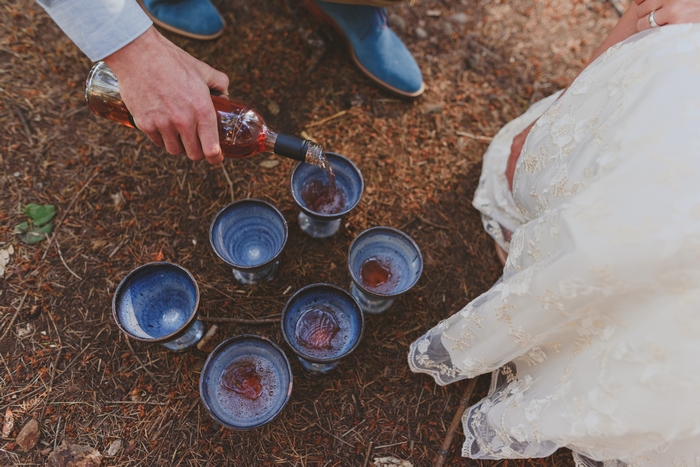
[36,0,153,61]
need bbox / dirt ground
[1,0,623,465]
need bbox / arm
[36,0,229,164]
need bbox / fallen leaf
[300,130,318,143]
[373,457,413,467]
[106,439,122,457]
[1,408,14,437]
[47,442,102,467]
[0,245,13,278]
[23,203,56,226]
[16,418,40,452]
[267,101,280,116]
[17,323,33,339]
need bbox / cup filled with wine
[290,152,364,238]
[112,262,205,351]
[347,227,423,314]
[209,199,288,285]
[281,284,364,374]
[199,335,293,430]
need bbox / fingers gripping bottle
[84,61,328,169]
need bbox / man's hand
[635,0,700,31]
[104,26,229,164]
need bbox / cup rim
[199,334,293,430]
[280,283,365,363]
[111,262,200,343]
[290,152,364,220]
[209,199,289,271]
[347,226,424,298]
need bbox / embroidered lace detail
[412,25,700,466]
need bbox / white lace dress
[409,25,700,466]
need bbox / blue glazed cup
[112,262,205,351]
[290,152,364,238]
[348,227,423,314]
[199,335,293,430]
[281,283,364,374]
[209,199,288,285]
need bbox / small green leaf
[13,221,29,234]
[21,223,53,244]
[23,203,56,226]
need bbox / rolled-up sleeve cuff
[36,0,153,61]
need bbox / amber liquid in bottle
[85,61,334,175]
[211,94,271,159]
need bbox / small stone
[414,27,428,40]
[16,419,40,452]
[443,22,454,35]
[267,101,280,116]
[13,172,21,177]
[388,14,405,33]
[426,9,441,16]
[106,439,122,457]
[47,442,102,467]
[450,12,469,24]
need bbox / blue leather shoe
[305,0,424,97]
[139,0,225,40]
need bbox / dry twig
[0,291,28,341]
[434,377,479,467]
[199,315,280,324]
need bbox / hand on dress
[634,0,700,31]
[506,121,535,191]
[104,26,230,164]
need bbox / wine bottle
[84,61,326,167]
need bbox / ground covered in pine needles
[1,0,622,465]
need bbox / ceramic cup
[347,226,423,314]
[210,199,288,285]
[290,152,364,238]
[112,262,204,351]
[281,283,364,374]
[199,335,293,430]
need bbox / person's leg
[138,0,225,40]
[305,0,424,97]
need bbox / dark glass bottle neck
[273,134,309,162]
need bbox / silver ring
[649,10,659,28]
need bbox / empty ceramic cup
[199,335,293,430]
[290,152,364,238]
[210,199,288,285]
[348,227,423,314]
[281,283,364,374]
[112,262,204,351]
